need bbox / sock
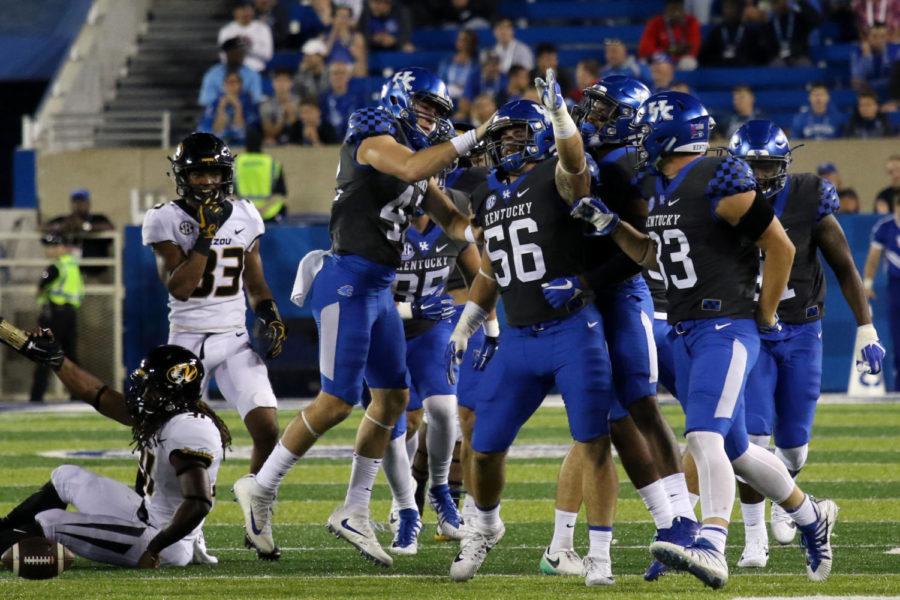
[0,521,43,554]
[786,495,817,528]
[588,525,612,560]
[698,525,728,553]
[548,509,578,553]
[383,436,417,510]
[3,482,66,528]
[255,441,300,495]
[741,501,766,536]
[449,440,464,507]
[476,503,501,530]
[462,494,477,519]
[688,492,700,509]
[423,395,457,487]
[637,481,675,530]
[405,433,419,464]
[662,473,696,521]
[344,453,382,513]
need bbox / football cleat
[799,498,838,582]
[326,505,393,568]
[644,516,698,581]
[737,531,769,568]
[388,501,400,536]
[429,484,464,541]
[232,475,280,559]
[651,537,729,589]
[450,522,505,582]
[191,530,218,565]
[389,508,421,556]
[771,502,797,545]
[583,555,614,586]
[539,546,583,576]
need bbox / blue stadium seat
[500,0,665,21]
[268,51,302,73]
[811,43,855,64]
[410,25,644,51]
[677,67,830,91]
[368,50,447,74]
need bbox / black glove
[22,328,65,371]
[193,201,227,255]
[252,299,287,359]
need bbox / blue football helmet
[629,91,715,171]
[728,120,792,197]
[380,67,454,150]
[485,99,555,176]
[573,75,650,147]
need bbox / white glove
[534,68,577,139]
[854,324,885,374]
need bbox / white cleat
[799,498,839,582]
[539,546,583,576]
[191,530,218,565]
[326,505,393,568]
[450,522,505,582]
[583,556,614,586]
[232,474,279,559]
[771,502,797,545]
[651,538,729,589]
[737,533,769,568]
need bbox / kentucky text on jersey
[646,213,682,228]
[481,202,533,226]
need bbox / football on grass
[1,537,74,579]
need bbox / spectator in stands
[699,0,766,66]
[570,59,601,103]
[685,0,715,24]
[420,0,493,28]
[762,0,821,66]
[42,189,114,278]
[320,61,366,140]
[261,69,302,145]
[438,30,481,119]
[530,43,573,97]
[326,5,368,76]
[600,38,651,84]
[817,163,859,212]
[295,39,330,101]
[499,65,530,105]
[638,0,702,70]
[874,154,900,214]
[649,52,676,93]
[360,0,414,52]
[471,92,497,127]
[853,0,900,38]
[791,82,845,139]
[471,51,507,102]
[254,0,291,49]
[492,18,534,73]
[839,188,861,213]
[851,22,899,96]
[198,70,261,146]
[298,98,340,145]
[845,90,896,137]
[723,85,766,138]
[218,0,274,72]
[199,37,264,107]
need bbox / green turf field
[1,403,898,599]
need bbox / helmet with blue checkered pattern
[380,67,454,150]
[485,99,555,177]
[629,91,715,171]
[574,75,650,147]
[728,119,792,198]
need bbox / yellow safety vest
[235,152,284,221]
[40,254,84,308]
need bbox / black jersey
[472,157,592,327]
[760,173,839,323]
[394,222,470,338]
[643,155,759,324]
[445,166,490,196]
[330,107,429,268]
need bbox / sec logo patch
[179,221,194,235]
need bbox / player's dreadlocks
[130,399,232,454]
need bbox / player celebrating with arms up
[235,68,489,567]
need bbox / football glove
[18,327,65,371]
[534,68,565,113]
[412,292,456,321]
[197,200,226,240]
[570,196,620,235]
[446,332,469,385]
[252,299,287,359]
[472,335,499,371]
[541,276,584,310]
[854,324,885,375]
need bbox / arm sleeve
[816,176,840,222]
[38,265,59,290]
[706,156,757,209]
[141,206,175,246]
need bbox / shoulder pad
[345,107,399,146]
[816,176,839,221]
[707,155,756,201]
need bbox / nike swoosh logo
[565,523,575,528]
[436,244,448,253]
[236,332,245,337]
[235,227,245,234]
[341,518,365,537]
[516,188,530,198]
[250,510,263,535]
[668,197,680,206]
[715,323,732,330]
[454,553,466,563]
[544,281,573,291]
[587,321,599,328]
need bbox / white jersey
[137,412,223,542]
[142,198,265,333]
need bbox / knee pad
[748,434,770,449]
[423,395,457,426]
[50,465,87,504]
[775,444,808,475]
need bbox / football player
[538,76,697,580]
[575,91,839,588]
[727,121,884,567]
[447,70,618,586]
[863,201,900,389]
[234,67,489,567]
[141,133,285,533]
[0,324,226,569]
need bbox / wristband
[89,385,108,409]
[450,129,479,156]
[863,277,874,290]
[464,225,476,243]
[192,236,212,256]
[397,302,413,320]
[455,301,488,339]
[549,106,578,140]
[483,318,500,338]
